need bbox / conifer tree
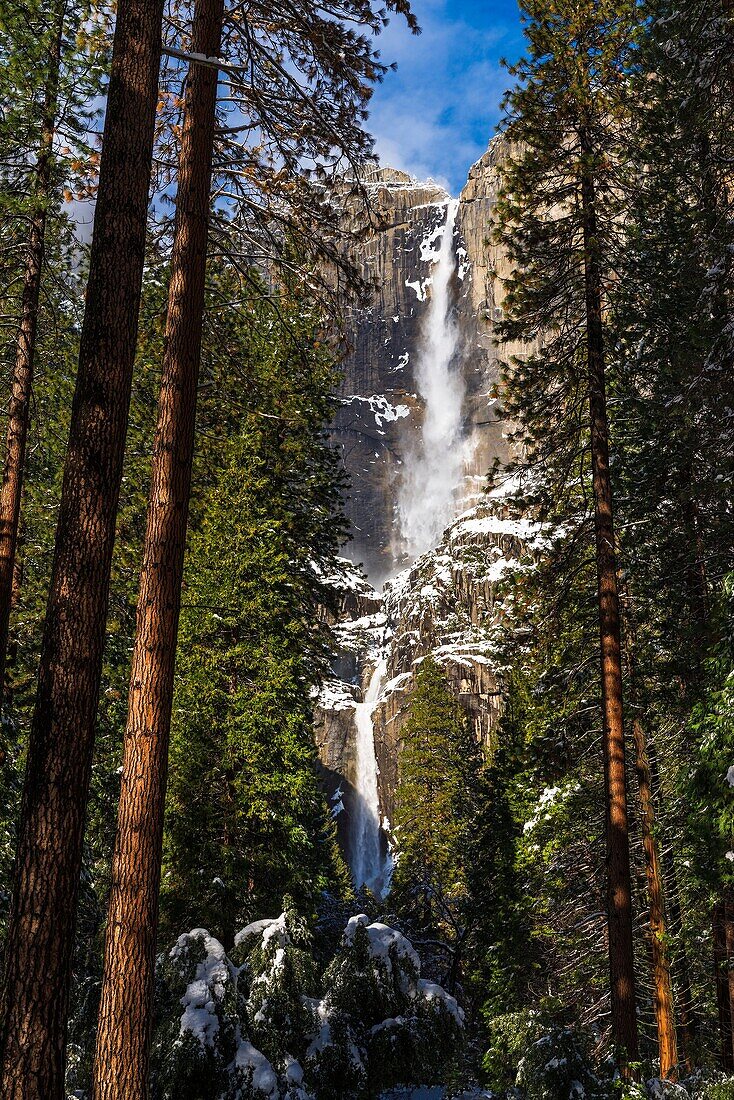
[612,0,734,1066]
[3,0,416,1089]
[0,2,107,700]
[95,0,417,1088]
[160,284,349,945]
[393,656,487,992]
[0,1,65,700]
[0,1,165,1093]
[92,2,225,1091]
[494,0,641,1070]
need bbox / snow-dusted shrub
[646,1080,691,1100]
[482,1011,606,1100]
[236,908,319,1098]
[482,1010,539,1093]
[151,911,464,1099]
[684,1078,734,1100]
[151,927,281,1100]
[306,914,464,1099]
[515,1024,604,1100]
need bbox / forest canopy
[0,1,733,1099]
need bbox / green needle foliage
[161,278,351,945]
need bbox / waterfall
[350,658,389,898]
[397,197,467,559]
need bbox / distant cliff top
[362,164,451,200]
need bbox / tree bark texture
[630,718,678,1078]
[580,126,639,1070]
[92,2,224,1094]
[713,896,734,1072]
[664,862,698,1071]
[0,3,65,705]
[0,3,163,1096]
[641,717,699,1071]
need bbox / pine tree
[0,1,165,1093]
[611,0,734,1067]
[392,656,487,993]
[0,0,107,702]
[685,579,734,1069]
[94,0,418,1087]
[0,1,65,700]
[494,0,642,1069]
[92,2,225,1091]
[160,285,349,945]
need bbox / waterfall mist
[397,198,468,559]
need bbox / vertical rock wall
[317,139,532,880]
[333,140,517,583]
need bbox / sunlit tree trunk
[664,859,698,1071]
[92,1,224,1094]
[630,717,678,1078]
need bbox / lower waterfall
[350,658,390,898]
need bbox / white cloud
[365,0,522,192]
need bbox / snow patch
[232,1032,279,1098]
[343,394,410,427]
[174,931,232,1046]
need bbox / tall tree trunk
[0,2,163,1095]
[665,860,698,1071]
[620,591,678,1077]
[92,2,224,1094]
[580,125,639,1070]
[630,718,678,1078]
[713,895,734,1072]
[0,3,66,706]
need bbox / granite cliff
[317,138,529,891]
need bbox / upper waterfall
[397,198,469,560]
[332,147,510,582]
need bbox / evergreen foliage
[392,657,486,991]
[161,288,351,942]
[150,911,464,1100]
[2,0,734,1093]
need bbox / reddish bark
[92,1,224,1094]
[0,2,163,1095]
[580,124,639,1070]
[630,718,678,1078]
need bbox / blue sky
[366,0,525,194]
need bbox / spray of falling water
[398,198,467,559]
[350,659,389,897]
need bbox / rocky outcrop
[333,168,452,580]
[314,497,543,846]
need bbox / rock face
[315,498,542,861]
[333,143,518,583]
[316,140,531,886]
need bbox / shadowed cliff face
[333,145,515,584]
